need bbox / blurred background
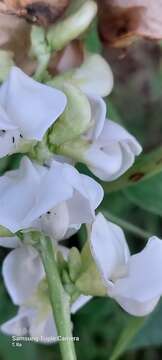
[1,21,162,360]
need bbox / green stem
[39,235,77,360]
[103,146,162,193]
[102,211,151,240]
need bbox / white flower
[52,53,114,98]
[0,156,103,237]
[1,244,91,341]
[84,103,142,181]
[60,95,142,181]
[90,213,162,316]
[0,66,67,158]
[69,54,114,98]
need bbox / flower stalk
[38,234,77,360]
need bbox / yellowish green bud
[47,1,97,51]
[49,82,91,146]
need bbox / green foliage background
[1,23,162,359]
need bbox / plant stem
[39,234,77,360]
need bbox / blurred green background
[1,24,162,360]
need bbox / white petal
[81,174,104,210]
[40,202,70,241]
[29,311,57,342]
[86,120,142,181]
[112,295,160,317]
[2,245,44,305]
[0,157,73,232]
[63,224,81,240]
[90,213,130,285]
[0,128,21,158]
[0,104,17,130]
[63,163,103,224]
[0,236,20,248]
[0,67,67,140]
[73,54,114,97]
[66,191,94,225]
[24,161,73,227]
[85,95,106,140]
[110,237,162,316]
[58,245,69,260]
[1,306,34,336]
[0,157,40,232]
[71,295,92,314]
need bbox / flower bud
[47,1,97,51]
[75,242,107,296]
[49,82,91,146]
[48,53,114,98]
[68,247,82,282]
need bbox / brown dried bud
[0,13,36,74]
[98,0,162,48]
[0,0,70,26]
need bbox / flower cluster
[0,52,161,345]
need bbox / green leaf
[130,299,162,350]
[125,172,162,216]
[103,146,162,193]
[74,298,128,360]
[110,317,147,360]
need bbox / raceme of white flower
[0,66,67,158]
[59,93,142,181]
[0,156,103,235]
[90,213,162,316]
[1,244,91,341]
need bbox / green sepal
[49,82,91,146]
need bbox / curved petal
[63,163,103,224]
[0,236,20,248]
[64,164,103,225]
[71,295,92,314]
[29,309,57,342]
[0,157,73,232]
[24,161,73,227]
[81,174,104,210]
[0,67,67,140]
[0,157,40,232]
[110,237,162,316]
[85,95,106,140]
[112,294,160,317]
[73,54,114,97]
[2,245,44,305]
[0,128,20,158]
[63,224,81,240]
[0,104,17,130]
[1,306,35,336]
[85,120,142,181]
[40,202,70,241]
[90,213,130,285]
[0,157,42,231]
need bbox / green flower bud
[47,1,97,51]
[68,247,82,282]
[49,82,91,146]
[57,138,89,162]
[75,241,107,297]
[31,26,51,81]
